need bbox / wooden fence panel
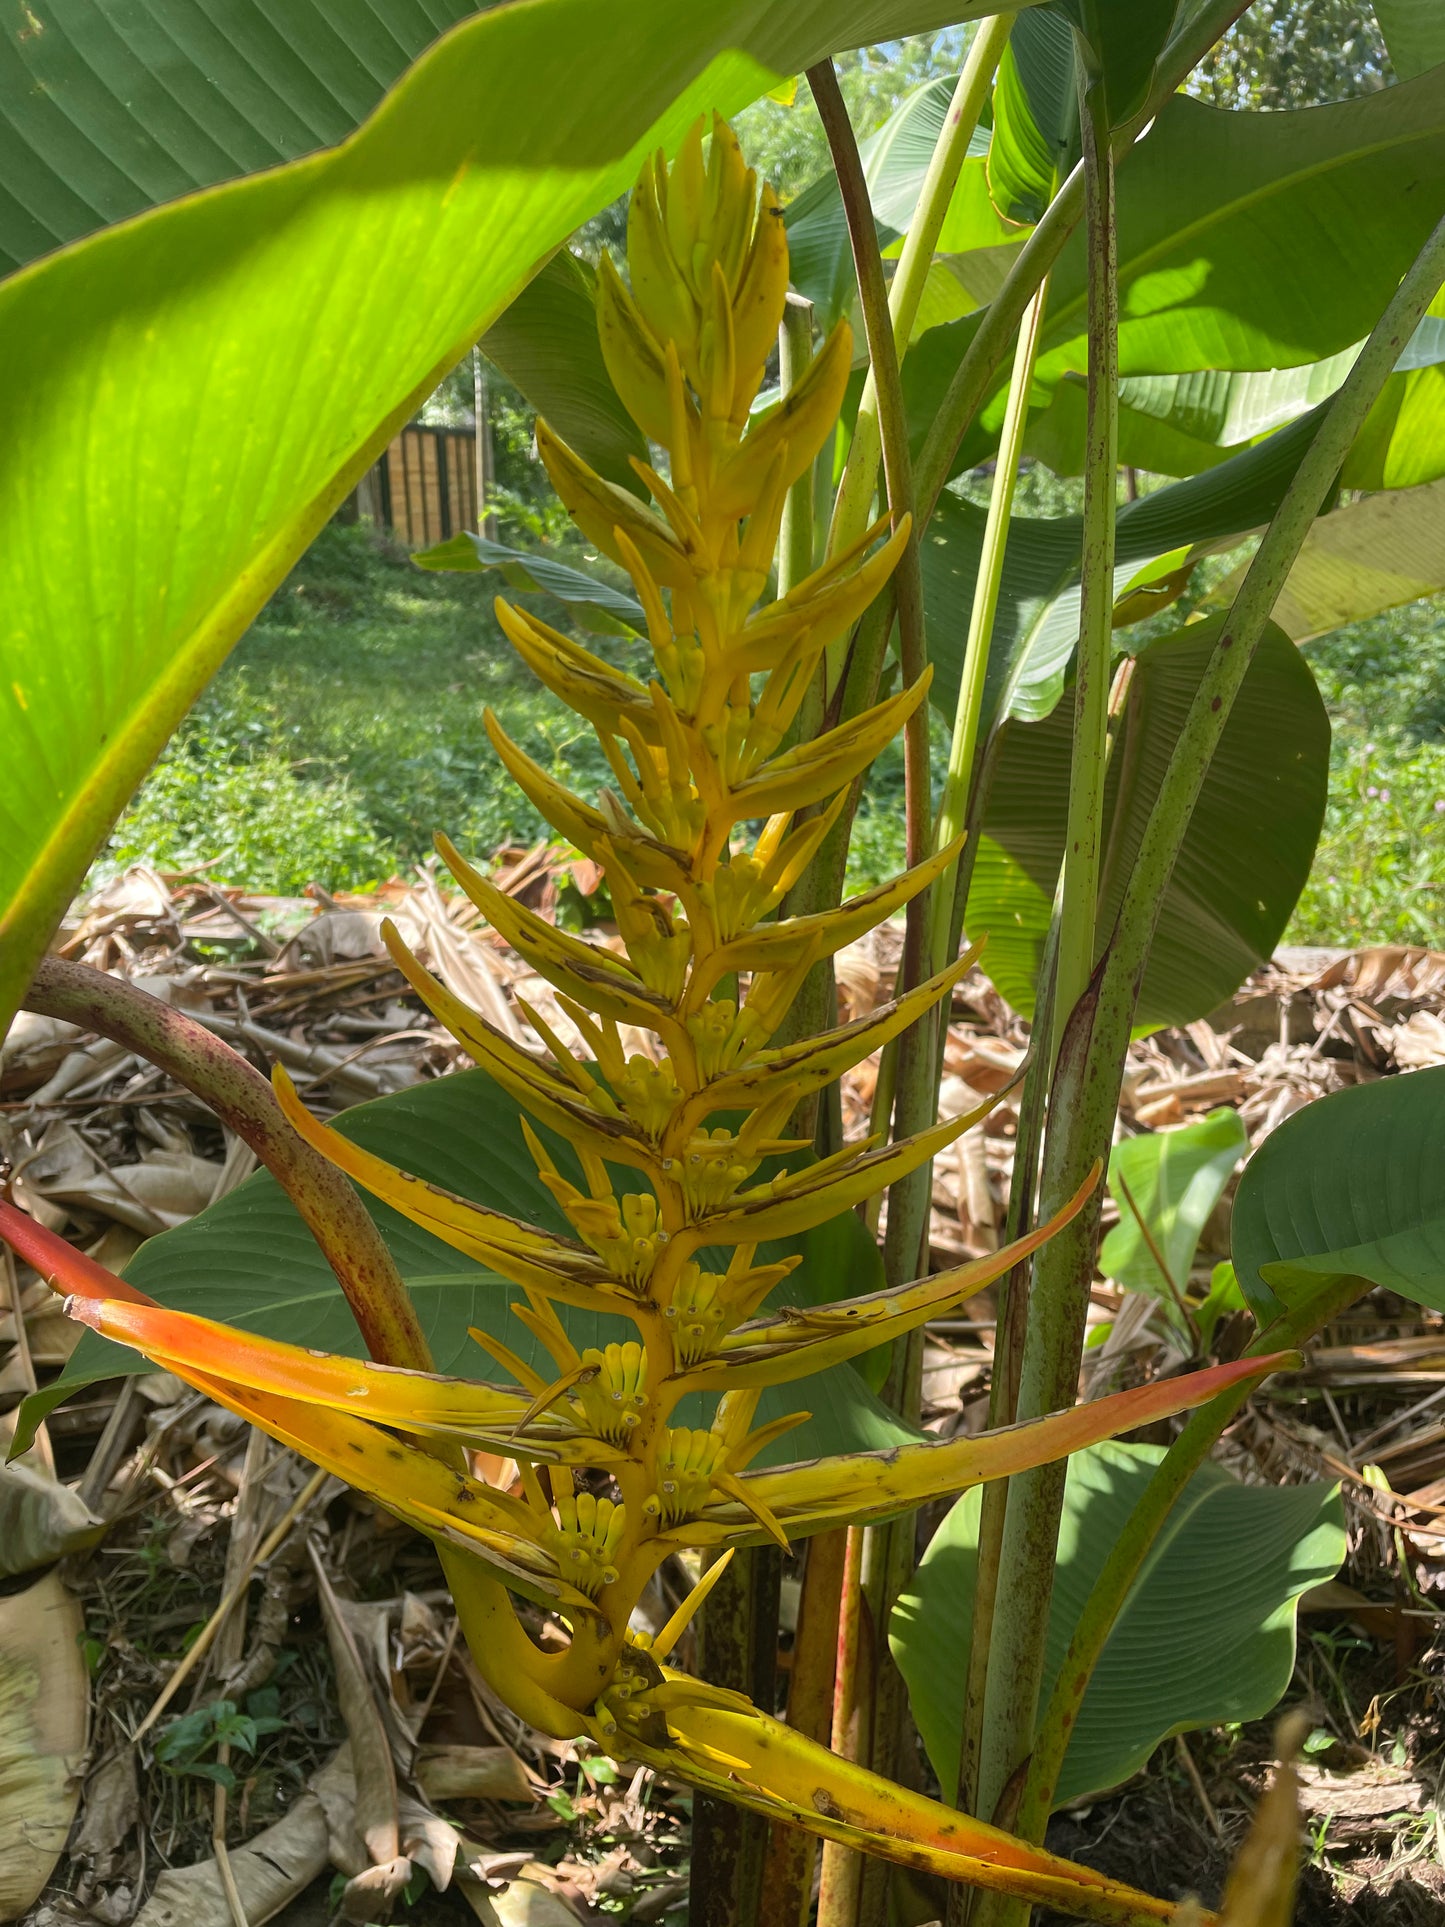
[361,425,476,547]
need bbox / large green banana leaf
[892,1440,1343,1808]
[965,617,1329,1030]
[1022,310,1445,485]
[0,0,1015,1041]
[16,1067,910,1463]
[1374,0,1445,79]
[910,65,1445,480]
[0,0,1027,280]
[1232,1063,1445,1324]
[0,0,480,276]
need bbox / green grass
[1290,600,1445,948]
[105,523,635,894]
[104,518,1445,954]
[105,519,917,901]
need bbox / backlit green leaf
[1100,1107,1248,1331]
[1205,478,1445,644]
[0,0,1014,1039]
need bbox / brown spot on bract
[812,1788,845,1818]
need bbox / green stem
[23,953,429,1371]
[829,14,1013,562]
[1016,1277,1368,1835]
[914,166,1084,531]
[947,922,1057,1903]
[927,277,1049,981]
[807,58,933,1294]
[971,79,1116,1857]
[1050,91,1117,1065]
[1091,658,1143,929]
[771,293,837,1142]
[805,56,925,709]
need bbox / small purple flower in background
[1366,785,1379,798]
[1364,742,1376,754]
[1380,788,1391,804]
[1434,799,1444,814]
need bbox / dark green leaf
[1056,0,1187,126]
[1373,0,1445,79]
[0,1,1018,281]
[1232,1064,1445,1324]
[893,1439,1343,1806]
[965,617,1330,1030]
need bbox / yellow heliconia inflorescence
[37,116,1291,1921]
[263,110,1022,1711]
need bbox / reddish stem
[19,954,430,1370]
